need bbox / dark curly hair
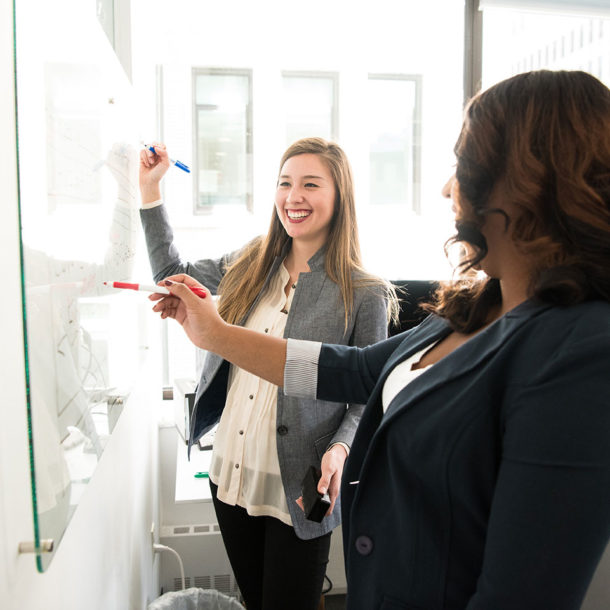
[427,70,610,333]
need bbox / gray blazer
[140,204,388,538]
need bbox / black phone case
[301,465,331,522]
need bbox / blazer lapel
[380,299,552,428]
[343,315,452,482]
[346,300,552,489]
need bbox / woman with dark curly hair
[150,70,610,610]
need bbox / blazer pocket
[313,431,335,461]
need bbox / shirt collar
[277,241,327,272]
[306,245,326,271]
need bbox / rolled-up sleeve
[284,338,322,398]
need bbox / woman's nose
[287,186,303,203]
[441,175,455,199]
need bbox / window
[96,0,132,79]
[367,74,422,212]
[193,69,252,212]
[282,72,338,146]
[147,0,468,383]
[480,1,610,88]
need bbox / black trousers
[210,481,331,610]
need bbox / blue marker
[143,143,191,173]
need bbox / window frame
[191,67,253,214]
[281,70,340,143]
[464,0,484,101]
[367,72,423,213]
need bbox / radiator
[159,521,348,597]
[159,523,241,598]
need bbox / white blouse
[209,263,295,525]
[381,347,432,412]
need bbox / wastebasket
[148,588,245,610]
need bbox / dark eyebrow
[279,174,327,181]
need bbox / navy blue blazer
[314,300,610,609]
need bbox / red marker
[104,281,206,298]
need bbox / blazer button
[355,535,374,556]
[277,425,288,436]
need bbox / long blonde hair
[217,137,397,327]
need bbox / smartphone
[301,466,331,522]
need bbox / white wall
[0,2,161,608]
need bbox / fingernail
[164,280,173,286]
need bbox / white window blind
[480,1,610,89]
[479,1,610,17]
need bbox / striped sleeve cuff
[141,199,164,210]
[328,441,350,456]
[284,338,322,398]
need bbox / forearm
[140,182,161,204]
[210,323,287,387]
[331,402,365,448]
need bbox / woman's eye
[305,183,319,188]
[279,181,290,187]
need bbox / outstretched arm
[152,274,287,387]
[154,273,410,399]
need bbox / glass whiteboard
[15,0,145,570]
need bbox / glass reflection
[15,0,143,570]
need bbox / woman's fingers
[139,148,150,166]
[160,274,205,289]
[151,295,178,313]
[148,291,166,302]
[151,294,186,324]
[140,142,170,173]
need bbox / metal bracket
[18,539,54,554]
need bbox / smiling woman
[139,136,397,610]
[275,153,336,251]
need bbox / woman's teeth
[287,210,311,219]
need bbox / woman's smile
[286,209,313,222]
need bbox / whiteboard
[15,0,146,571]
